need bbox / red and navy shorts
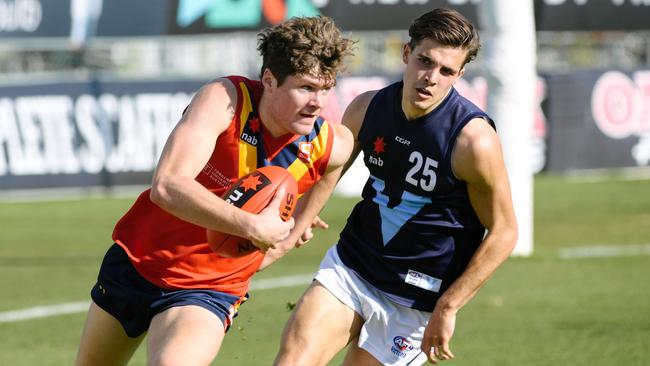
[91,244,248,338]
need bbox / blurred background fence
[1,0,650,191]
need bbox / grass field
[1,174,649,365]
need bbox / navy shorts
[91,244,247,338]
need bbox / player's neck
[258,96,288,138]
[401,86,452,121]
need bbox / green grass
[1,174,649,365]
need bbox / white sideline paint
[0,302,90,323]
[5,244,649,324]
[0,273,314,324]
[559,244,650,259]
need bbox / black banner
[1,68,650,189]
[0,77,201,189]
[0,0,69,37]
[168,0,650,34]
[2,0,649,39]
[545,69,650,171]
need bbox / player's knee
[149,350,189,366]
[274,349,310,366]
[275,332,319,365]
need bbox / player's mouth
[299,112,317,119]
[415,87,432,98]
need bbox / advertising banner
[169,0,650,33]
[1,68,649,190]
[2,0,649,39]
[545,69,650,171]
[0,0,69,37]
[0,78,200,189]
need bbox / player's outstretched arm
[149,78,293,250]
[421,118,518,364]
[259,122,354,269]
[259,89,379,270]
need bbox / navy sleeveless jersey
[337,81,495,312]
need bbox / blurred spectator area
[0,30,649,83]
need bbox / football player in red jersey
[75,16,355,366]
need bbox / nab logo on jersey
[240,132,258,146]
[369,136,386,167]
[368,155,383,166]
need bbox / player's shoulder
[348,89,379,114]
[200,77,239,102]
[341,89,380,136]
[327,122,354,168]
[457,117,499,149]
[452,117,503,180]
[181,77,240,127]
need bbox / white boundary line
[0,302,91,323]
[559,243,650,259]
[5,244,649,323]
[0,273,313,324]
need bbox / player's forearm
[258,206,312,270]
[150,174,255,238]
[435,229,517,313]
[258,176,338,270]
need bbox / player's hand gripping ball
[207,166,298,257]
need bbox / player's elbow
[150,176,174,209]
[490,220,518,256]
[503,222,519,255]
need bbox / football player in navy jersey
[273,8,518,366]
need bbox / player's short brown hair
[257,16,355,86]
[408,8,480,67]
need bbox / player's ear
[458,67,466,79]
[262,68,277,90]
[402,43,411,64]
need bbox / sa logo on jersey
[298,142,312,162]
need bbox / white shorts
[314,246,431,366]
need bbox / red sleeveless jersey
[112,76,335,296]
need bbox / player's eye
[418,57,432,66]
[441,68,455,76]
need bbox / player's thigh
[147,305,225,366]
[75,302,145,366]
[275,281,363,366]
[342,341,383,366]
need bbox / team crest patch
[298,142,312,162]
[391,336,414,358]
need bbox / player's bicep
[337,90,376,174]
[326,123,354,171]
[154,79,237,180]
[452,119,515,231]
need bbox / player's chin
[290,117,317,135]
[414,92,438,106]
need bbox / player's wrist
[244,213,264,243]
[435,297,460,315]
